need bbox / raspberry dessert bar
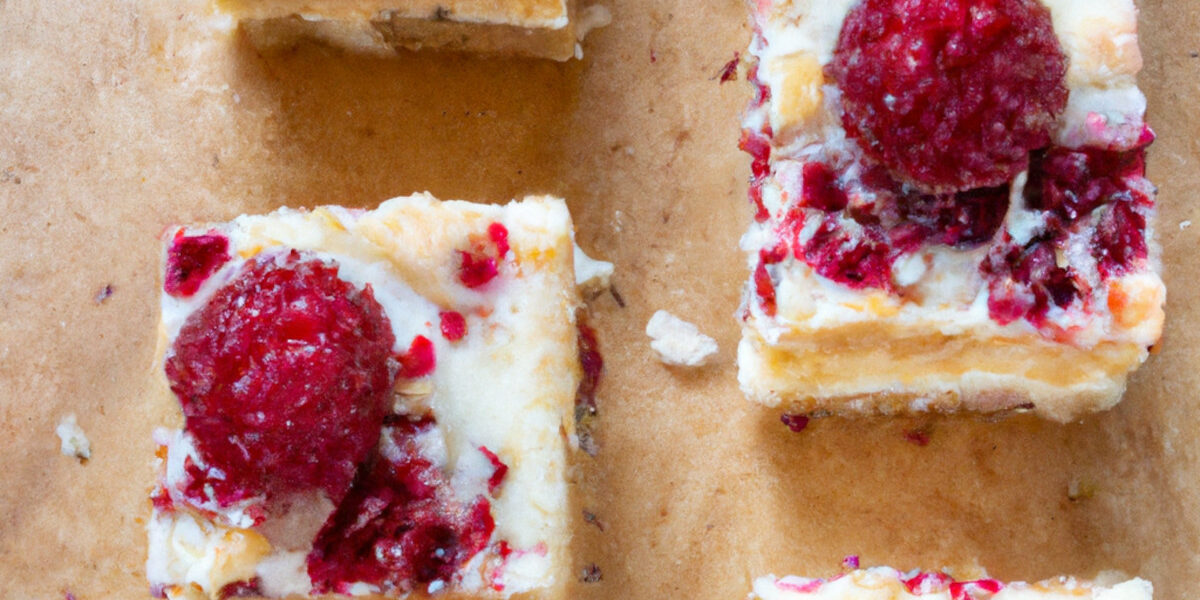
[739,0,1165,421]
[222,0,601,60]
[147,194,582,599]
[751,568,1153,599]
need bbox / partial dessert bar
[221,0,606,60]
[738,0,1165,421]
[751,568,1153,599]
[147,194,581,599]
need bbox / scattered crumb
[842,555,860,570]
[609,286,626,308]
[904,425,933,447]
[645,310,718,367]
[56,414,91,460]
[574,244,615,293]
[583,510,606,531]
[580,564,603,583]
[713,52,741,83]
[1180,220,1192,230]
[780,414,809,433]
[94,284,113,304]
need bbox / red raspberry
[165,251,397,504]
[829,0,1067,192]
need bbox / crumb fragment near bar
[56,414,91,460]
[646,310,718,367]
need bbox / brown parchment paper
[1,0,1198,599]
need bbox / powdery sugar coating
[829,0,1068,192]
[165,251,397,506]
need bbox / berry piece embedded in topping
[829,0,1068,192]
[801,162,849,212]
[165,251,397,505]
[164,232,231,297]
[981,237,1080,327]
[800,215,895,292]
[458,222,512,289]
[1094,200,1148,279]
[1026,146,1151,229]
[307,418,495,594]
[398,335,437,378]
[439,311,468,342]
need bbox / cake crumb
[645,310,718,367]
[56,414,91,460]
[1180,220,1192,230]
[574,244,614,292]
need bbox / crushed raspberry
[801,162,849,212]
[163,232,230,297]
[754,260,778,317]
[165,251,396,505]
[717,52,741,83]
[1094,201,1148,279]
[458,252,499,289]
[576,320,603,415]
[217,579,261,598]
[397,335,436,378]
[904,426,932,447]
[801,215,895,291]
[439,311,468,341]
[479,446,508,495]
[981,238,1079,327]
[458,224,511,289]
[739,128,772,222]
[841,555,860,570]
[950,579,1005,600]
[903,571,953,595]
[829,0,1067,192]
[1026,146,1151,229]
[487,222,510,258]
[780,414,809,433]
[308,419,495,593]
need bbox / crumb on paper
[780,414,809,433]
[574,244,614,293]
[580,564,602,583]
[56,414,91,460]
[713,51,741,83]
[94,284,113,304]
[583,510,606,531]
[904,424,933,447]
[1180,220,1192,230]
[645,310,718,367]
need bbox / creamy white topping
[150,195,578,599]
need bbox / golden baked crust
[220,0,584,60]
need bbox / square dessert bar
[221,0,593,61]
[738,0,1165,421]
[751,568,1153,599]
[147,194,581,599]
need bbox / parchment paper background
[1,1,1198,599]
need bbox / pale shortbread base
[220,0,583,60]
[751,568,1154,600]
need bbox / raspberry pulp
[164,232,230,297]
[307,418,495,593]
[829,0,1067,192]
[165,251,397,505]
